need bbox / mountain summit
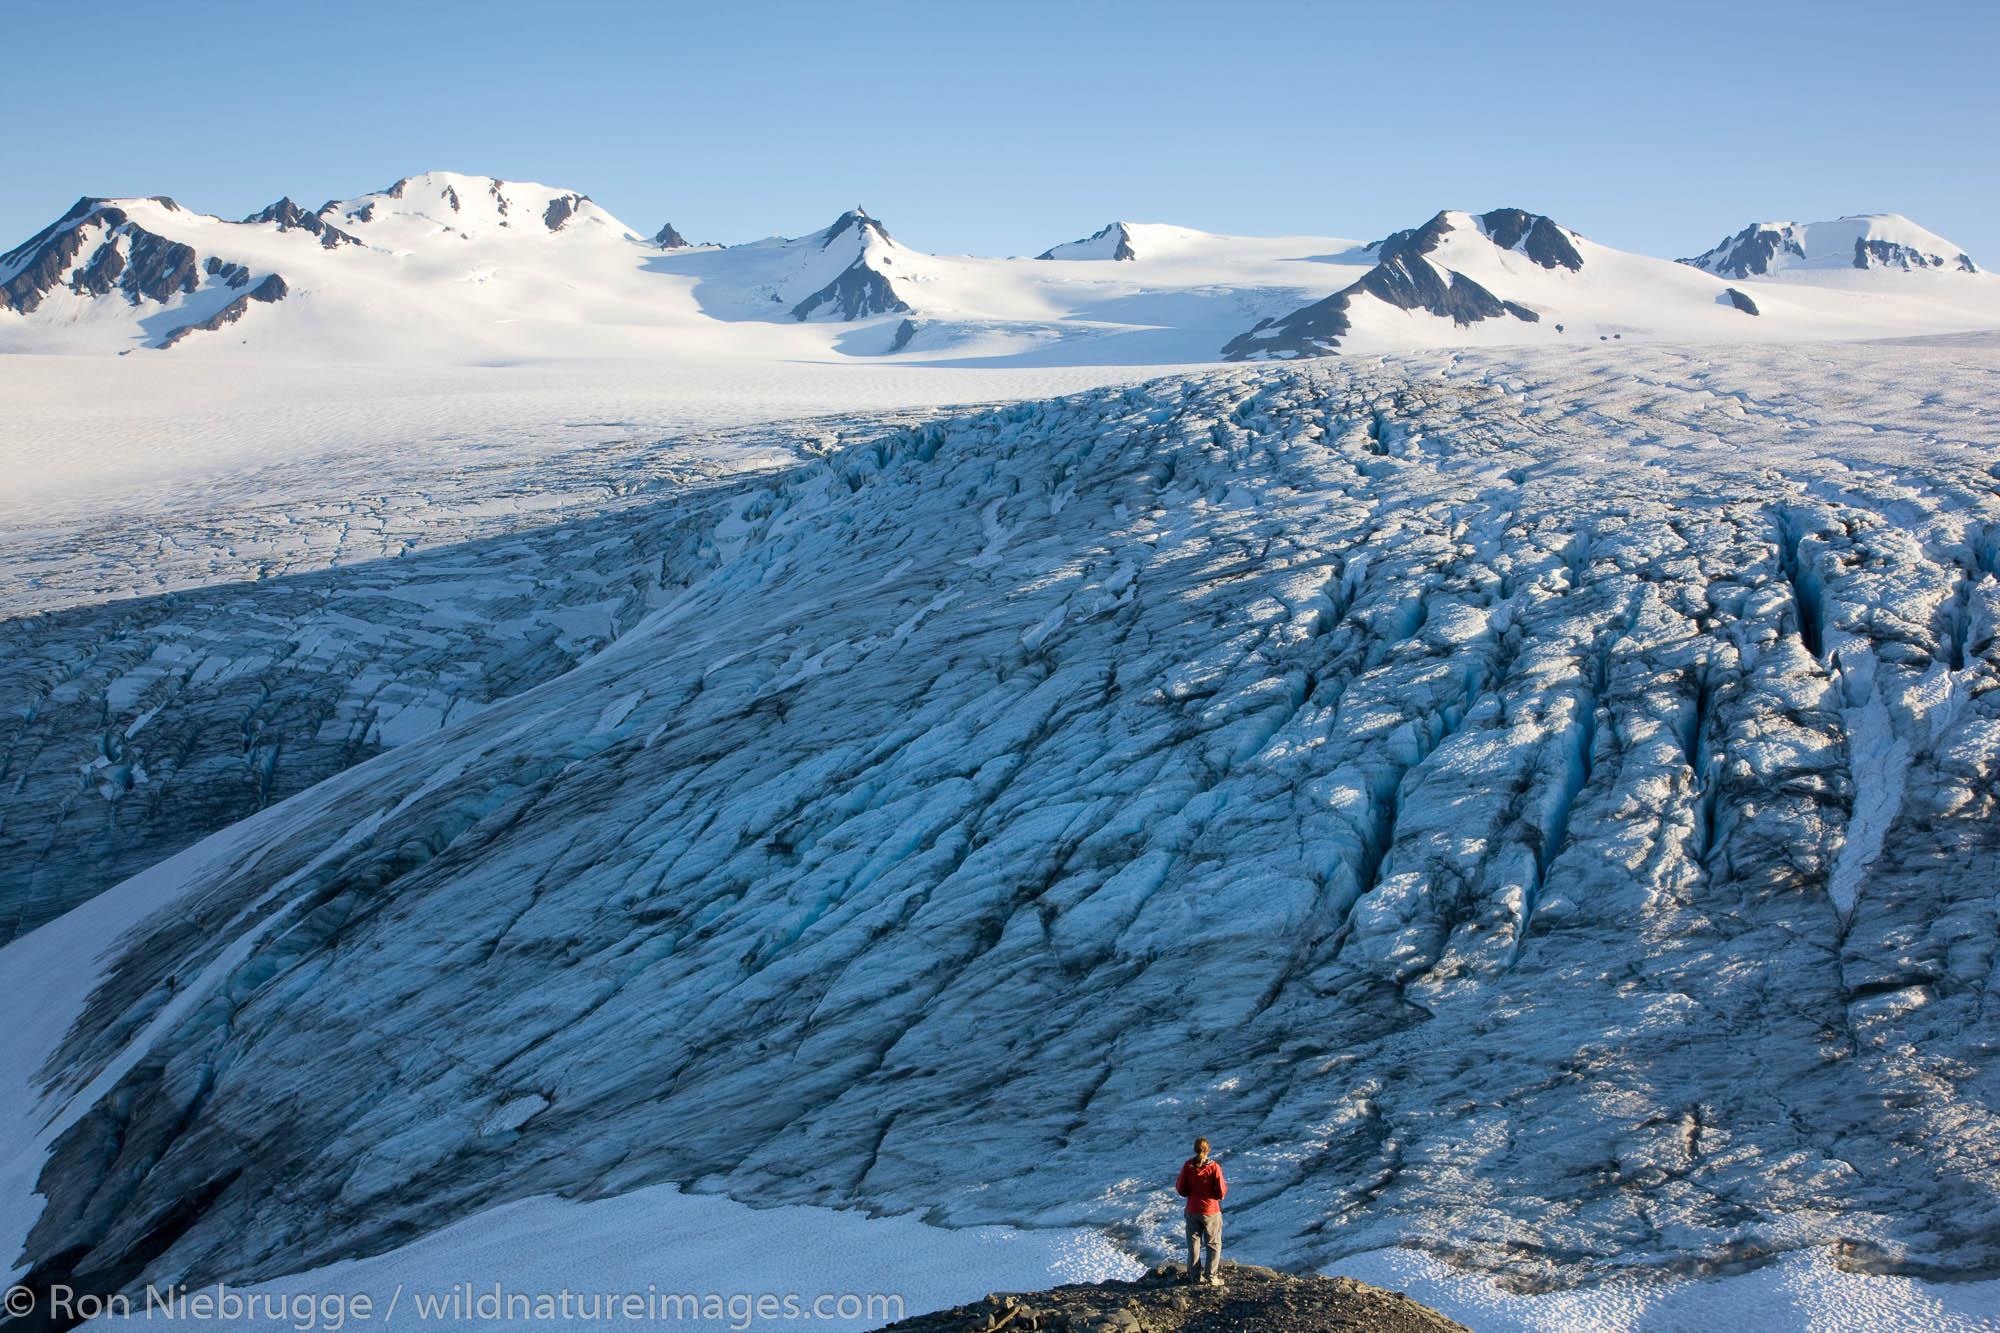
[1222,208,1584,359]
[1681,213,1978,278]
[781,208,912,321]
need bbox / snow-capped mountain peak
[0,194,288,343]
[1681,212,1978,278]
[775,207,911,321]
[1224,207,1586,359]
[1039,222,1138,261]
[242,197,362,249]
[317,171,628,243]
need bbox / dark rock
[242,198,362,249]
[820,207,893,250]
[1477,208,1584,271]
[0,200,119,314]
[157,273,287,348]
[1723,287,1760,315]
[1037,222,1137,261]
[888,318,919,352]
[870,1262,1469,1333]
[71,239,126,298]
[792,262,910,321]
[543,193,588,232]
[120,230,199,304]
[1681,224,1805,278]
[652,222,689,249]
[792,210,909,320]
[1223,209,1548,359]
[204,258,251,289]
[1853,237,1976,272]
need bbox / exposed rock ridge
[1222,208,1568,359]
[0,201,200,314]
[791,209,912,321]
[241,198,362,249]
[1038,222,1138,261]
[1680,223,1806,278]
[874,1263,1469,1333]
[158,274,288,348]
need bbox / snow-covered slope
[1223,207,2000,359]
[726,207,914,321]
[6,340,2000,1308]
[6,177,1995,365]
[1683,213,1979,278]
[1039,222,1139,261]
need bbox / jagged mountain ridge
[8,344,2000,1307]
[0,176,1994,359]
[1682,213,1979,278]
[1039,221,1139,261]
[1222,208,1580,359]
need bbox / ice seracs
[9,344,2000,1305]
[1681,213,1979,277]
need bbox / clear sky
[3,0,1996,264]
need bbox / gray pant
[1185,1211,1222,1280]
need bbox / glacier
[5,336,2000,1313]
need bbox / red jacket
[1176,1157,1226,1215]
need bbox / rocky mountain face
[1682,214,1979,278]
[880,1263,1469,1333]
[4,198,203,312]
[0,195,296,349]
[314,171,619,241]
[1222,208,1580,359]
[783,208,913,321]
[240,198,361,248]
[11,341,2000,1307]
[1039,222,1139,261]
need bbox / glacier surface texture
[11,342,2000,1302]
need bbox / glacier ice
[9,340,2000,1305]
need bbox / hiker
[1175,1136,1226,1286]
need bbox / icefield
[5,335,2000,1328]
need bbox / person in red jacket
[1175,1136,1227,1286]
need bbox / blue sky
[4,0,1996,263]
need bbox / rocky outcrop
[543,192,587,232]
[1038,222,1138,261]
[157,274,287,347]
[653,222,689,249]
[792,262,908,320]
[1681,223,1805,278]
[790,209,912,321]
[1475,206,1584,270]
[0,197,314,320]
[1724,286,1760,315]
[875,1264,1468,1333]
[242,197,361,248]
[1223,208,1558,359]
[1683,216,1979,277]
[1854,236,1974,272]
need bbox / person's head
[1193,1137,1209,1162]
